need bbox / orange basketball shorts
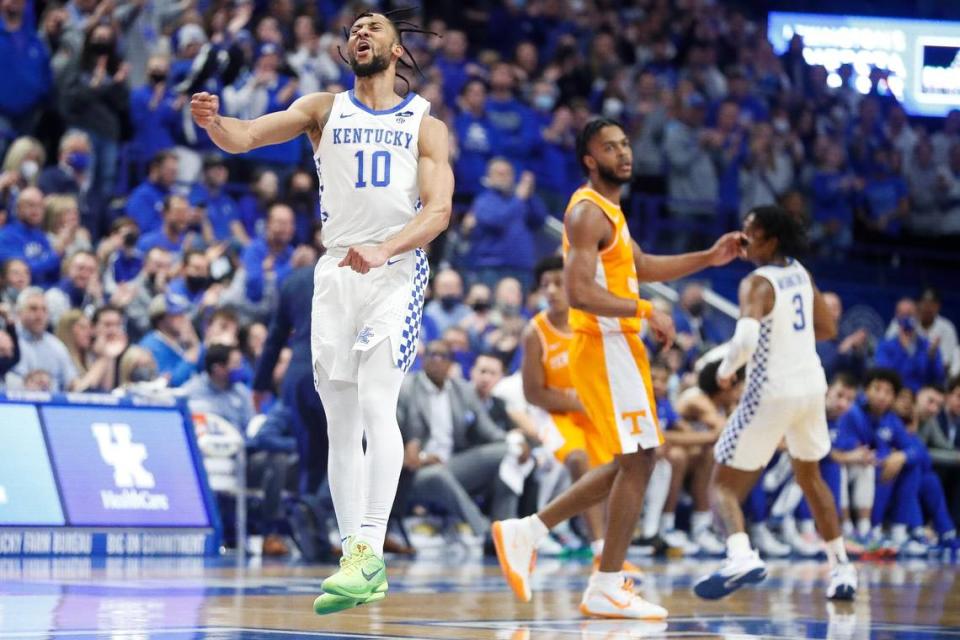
[567,331,664,463]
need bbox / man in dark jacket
[253,264,327,495]
[394,340,519,538]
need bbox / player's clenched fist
[191,92,220,129]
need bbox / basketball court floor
[2,549,958,639]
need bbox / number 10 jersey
[315,90,431,250]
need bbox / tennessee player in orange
[522,255,643,580]
[493,118,742,619]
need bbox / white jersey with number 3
[748,258,827,398]
[315,90,430,250]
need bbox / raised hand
[191,92,220,129]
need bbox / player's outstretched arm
[632,231,744,283]
[717,275,773,385]
[338,116,453,273]
[190,92,331,154]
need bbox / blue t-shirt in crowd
[126,180,169,234]
[241,238,294,303]
[485,97,540,173]
[189,183,240,241]
[859,175,907,235]
[811,171,855,227]
[835,397,918,464]
[467,189,548,270]
[138,330,197,387]
[874,335,944,393]
[454,111,500,198]
[0,15,52,119]
[129,85,179,162]
[0,219,61,286]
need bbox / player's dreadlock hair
[339,8,439,95]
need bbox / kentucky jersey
[748,259,827,397]
[316,90,431,249]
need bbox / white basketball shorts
[310,247,429,383]
[714,391,831,472]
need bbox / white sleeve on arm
[718,317,761,378]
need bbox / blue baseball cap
[256,42,281,61]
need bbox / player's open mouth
[357,42,371,55]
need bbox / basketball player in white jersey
[693,205,857,601]
[190,11,453,615]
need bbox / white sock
[943,529,956,542]
[316,367,365,545]
[843,520,854,537]
[356,342,407,558]
[590,570,623,591]
[527,514,550,543]
[691,511,713,535]
[891,524,908,543]
[799,519,816,535]
[825,537,849,568]
[643,458,671,536]
[727,532,752,559]
[660,512,676,533]
[856,518,871,538]
[591,539,604,556]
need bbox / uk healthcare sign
[768,12,960,117]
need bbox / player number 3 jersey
[749,259,827,397]
[316,90,431,250]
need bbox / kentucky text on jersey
[330,128,414,149]
[776,271,808,290]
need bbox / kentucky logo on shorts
[356,326,375,345]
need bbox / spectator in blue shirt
[128,54,180,173]
[241,202,295,306]
[435,30,475,107]
[189,155,242,243]
[138,291,200,387]
[183,343,255,430]
[137,194,190,258]
[835,369,925,550]
[816,292,869,383]
[875,315,944,392]
[0,186,62,286]
[465,158,548,291]
[485,62,540,174]
[857,145,909,237]
[126,150,179,234]
[454,79,499,204]
[534,104,579,216]
[672,282,735,354]
[0,0,52,138]
[167,249,220,319]
[237,169,277,243]
[810,143,862,253]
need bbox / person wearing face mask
[38,131,95,228]
[0,0,53,139]
[129,54,180,172]
[183,343,255,431]
[0,137,46,206]
[465,158,547,292]
[424,268,471,335]
[117,346,160,388]
[57,23,131,237]
[167,249,220,318]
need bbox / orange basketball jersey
[531,310,574,392]
[561,186,641,335]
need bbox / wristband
[635,299,653,319]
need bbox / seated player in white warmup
[191,10,452,615]
[694,204,858,601]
